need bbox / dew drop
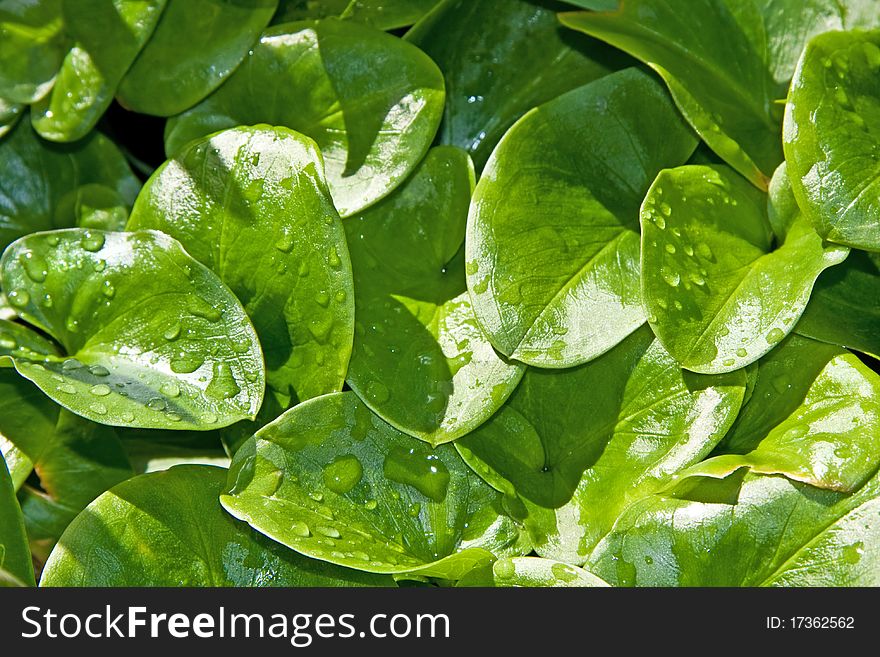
[206,361,240,399]
[62,358,84,371]
[275,231,295,253]
[187,298,221,322]
[147,398,166,411]
[665,243,676,254]
[322,455,363,495]
[736,347,747,358]
[165,412,182,422]
[170,353,204,373]
[160,382,181,398]
[89,402,108,415]
[80,231,105,252]
[89,384,111,396]
[364,499,378,510]
[316,526,341,539]
[328,248,341,268]
[314,291,330,307]
[765,327,785,344]
[290,521,311,538]
[101,281,116,298]
[19,252,48,282]
[366,381,389,403]
[383,447,450,503]
[7,290,30,308]
[89,365,110,377]
[660,267,681,287]
[56,383,76,394]
[163,324,181,341]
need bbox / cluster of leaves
[1,0,880,588]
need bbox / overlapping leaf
[466,68,697,368]
[1,229,265,430]
[222,392,529,579]
[345,146,523,446]
[41,465,393,586]
[165,18,445,217]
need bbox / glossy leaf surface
[117,0,278,116]
[641,164,848,374]
[42,465,393,586]
[345,146,523,445]
[165,19,445,216]
[467,68,697,367]
[406,0,627,170]
[0,453,33,586]
[1,229,265,430]
[222,392,528,577]
[457,326,745,564]
[784,30,880,251]
[0,0,66,104]
[31,0,167,141]
[129,125,353,406]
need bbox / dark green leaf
[116,0,278,116]
[406,0,629,170]
[0,0,67,104]
[0,119,139,251]
[0,452,34,586]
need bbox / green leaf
[491,557,609,588]
[0,369,60,489]
[116,0,278,117]
[345,146,523,445]
[0,0,67,104]
[466,69,697,368]
[31,0,167,142]
[0,452,34,586]
[406,0,629,170]
[641,164,848,374]
[589,469,880,586]
[41,465,394,586]
[0,229,265,430]
[797,250,880,358]
[165,18,445,217]
[222,392,529,577]
[128,125,353,407]
[784,30,880,251]
[272,0,349,22]
[0,119,139,252]
[682,335,880,493]
[456,325,746,564]
[342,0,439,30]
[0,97,23,138]
[14,406,134,551]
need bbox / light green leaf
[797,250,880,358]
[0,0,67,104]
[490,557,609,588]
[0,369,59,489]
[128,125,353,408]
[271,0,349,22]
[641,164,848,374]
[0,452,34,586]
[589,469,880,586]
[345,146,523,446]
[406,0,629,170]
[222,392,529,577]
[0,229,265,430]
[41,465,394,586]
[116,0,278,116]
[784,29,880,251]
[31,0,167,142]
[681,335,880,493]
[165,18,445,217]
[0,119,139,252]
[466,68,697,368]
[457,325,746,565]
